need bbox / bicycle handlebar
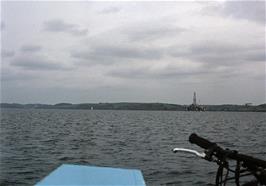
[189,133,217,149]
[189,133,266,168]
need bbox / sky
[1,1,265,105]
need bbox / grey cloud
[108,66,151,79]
[10,56,68,70]
[108,65,208,80]
[100,7,120,14]
[109,69,146,79]
[92,45,162,59]
[125,26,186,42]
[71,45,163,65]
[169,42,265,66]
[203,1,265,24]
[21,45,42,52]
[109,69,196,79]
[107,62,248,83]
[1,69,37,81]
[223,1,265,24]
[252,74,266,81]
[1,21,5,30]
[1,49,15,58]
[43,19,88,36]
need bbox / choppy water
[0,109,265,186]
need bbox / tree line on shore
[1,102,266,112]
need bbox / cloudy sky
[1,1,265,104]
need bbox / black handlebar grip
[189,133,216,149]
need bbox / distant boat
[90,106,94,110]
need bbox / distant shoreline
[1,103,265,112]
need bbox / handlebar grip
[189,133,216,149]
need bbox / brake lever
[172,148,206,158]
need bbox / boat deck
[35,164,146,186]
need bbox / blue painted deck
[35,164,146,186]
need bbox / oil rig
[187,92,205,111]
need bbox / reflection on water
[0,109,265,185]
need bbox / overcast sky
[1,1,265,105]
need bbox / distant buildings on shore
[187,92,205,111]
[245,103,253,107]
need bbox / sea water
[1,109,265,185]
